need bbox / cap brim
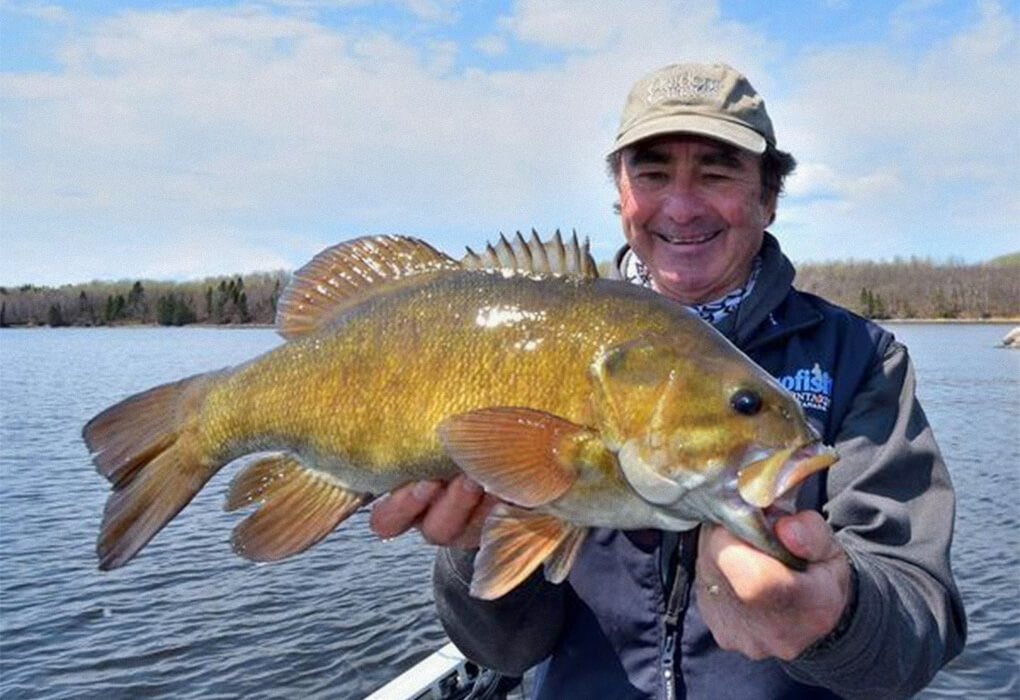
[609,114,767,156]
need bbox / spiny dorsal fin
[461,230,598,280]
[276,235,459,340]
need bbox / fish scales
[199,271,701,490]
[83,232,837,598]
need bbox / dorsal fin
[461,230,599,280]
[275,235,459,340]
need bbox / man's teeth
[656,230,720,244]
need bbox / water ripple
[2,325,1017,698]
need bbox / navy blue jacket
[434,234,966,699]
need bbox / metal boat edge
[363,641,528,700]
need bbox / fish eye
[730,388,762,416]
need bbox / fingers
[369,480,443,539]
[368,476,491,548]
[696,519,850,661]
[699,523,796,601]
[774,510,840,563]
[420,475,488,546]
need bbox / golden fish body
[201,271,705,490]
[84,233,835,599]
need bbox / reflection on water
[0,324,1016,698]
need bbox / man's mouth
[651,229,722,245]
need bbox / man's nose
[660,185,709,224]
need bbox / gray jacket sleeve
[782,340,967,698]
[432,545,566,675]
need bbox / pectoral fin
[437,407,589,508]
[225,453,367,562]
[470,504,587,600]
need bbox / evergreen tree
[859,287,874,317]
[78,290,95,325]
[238,290,249,323]
[174,296,197,325]
[127,281,146,320]
[271,278,281,313]
[47,304,66,327]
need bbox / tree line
[1,272,286,328]
[792,256,1018,320]
[0,256,1016,328]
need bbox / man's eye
[635,171,667,182]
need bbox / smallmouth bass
[83,232,836,599]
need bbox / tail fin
[83,371,224,570]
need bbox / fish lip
[736,441,838,508]
[651,229,722,246]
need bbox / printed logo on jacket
[778,363,833,413]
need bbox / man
[371,63,966,698]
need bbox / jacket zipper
[660,529,697,700]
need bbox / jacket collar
[611,232,825,351]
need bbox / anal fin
[224,453,366,562]
[470,504,586,600]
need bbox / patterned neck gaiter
[620,250,762,325]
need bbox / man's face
[617,135,776,305]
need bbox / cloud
[2,0,785,284]
[1,0,1017,285]
[400,0,459,22]
[137,228,298,280]
[497,0,630,51]
[0,0,70,24]
[772,0,1019,261]
[473,34,507,56]
[264,0,458,22]
[889,0,946,41]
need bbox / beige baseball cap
[609,62,775,155]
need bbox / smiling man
[616,136,773,304]
[371,63,966,698]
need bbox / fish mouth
[736,441,838,509]
[714,442,837,571]
[617,438,837,570]
[651,229,722,246]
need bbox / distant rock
[1001,326,1020,348]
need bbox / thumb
[775,510,840,563]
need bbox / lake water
[0,324,1017,699]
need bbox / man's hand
[696,510,852,660]
[369,475,497,549]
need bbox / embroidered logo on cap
[646,70,721,105]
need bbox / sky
[1,0,1018,286]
